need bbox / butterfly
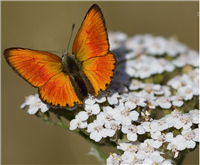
[4,4,116,109]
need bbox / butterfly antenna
[67,24,75,54]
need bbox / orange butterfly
[4,4,116,108]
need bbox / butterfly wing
[72,4,109,61]
[72,4,117,96]
[82,51,116,96]
[4,48,82,107]
[39,72,82,107]
[4,48,62,87]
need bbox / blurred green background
[1,1,199,165]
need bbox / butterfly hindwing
[82,51,116,96]
[39,72,82,107]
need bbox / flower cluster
[107,140,173,165]
[21,32,199,165]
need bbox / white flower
[187,50,199,67]
[124,60,136,77]
[125,34,144,53]
[151,132,173,149]
[189,109,200,124]
[167,135,186,158]
[162,85,172,97]
[129,79,144,90]
[158,58,175,72]
[109,31,127,51]
[143,36,167,55]
[105,120,121,137]
[141,122,151,132]
[156,96,172,109]
[106,153,123,165]
[122,124,145,141]
[174,113,193,130]
[95,94,106,103]
[177,85,194,101]
[182,128,199,149]
[120,152,144,165]
[87,119,107,142]
[139,91,158,109]
[97,106,121,127]
[172,53,188,67]
[167,74,192,90]
[78,104,100,121]
[165,109,182,127]
[21,94,48,114]
[125,92,146,108]
[143,156,164,165]
[166,37,187,57]
[117,142,139,153]
[69,115,87,130]
[115,102,139,125]
[84,96,96,105]
[150,117,169,133]
[170,94,184,107]
[138,139,155,157]
[107,92,120,105]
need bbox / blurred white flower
[108,31,127,50]
[177,85,194,101]
[156,96,172,109]
[170,94,184,107]
[189,109,200,124]
[21,94,48,114]
[166,37,187,57]
[126,92,147,108]
[158,58,175,72]
[187,50,199,67]
[129,79,144,90]
[143,36,167,55]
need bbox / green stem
[172,155,186,165]
[45,117,107,165]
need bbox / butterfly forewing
[4,48,63,87]
[72,4,109,61]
